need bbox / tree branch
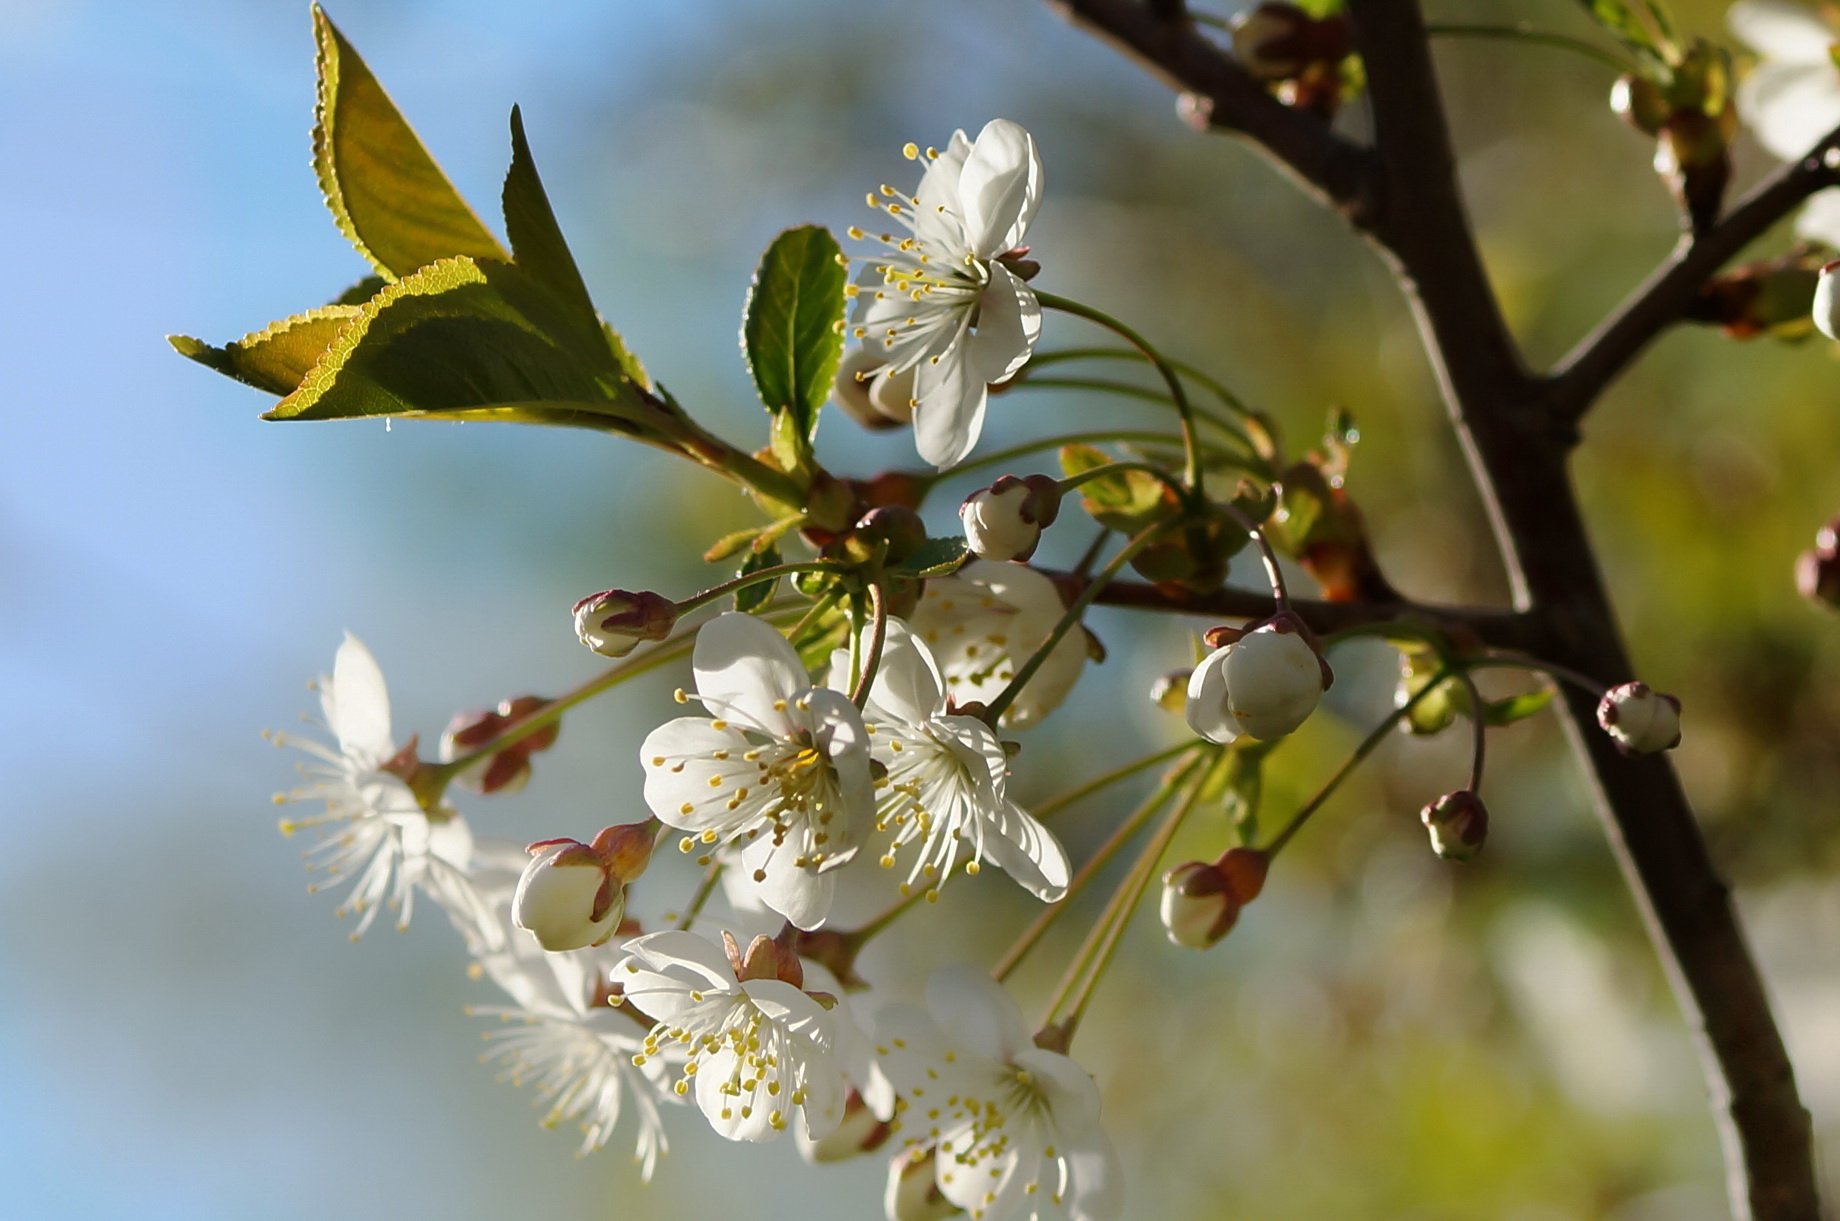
[1054,0,1823,1214]
[1044,0,1378,222]
[1050,571,1542,650]
[1551,136,1840,422]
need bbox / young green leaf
[169,307,359,397]
[1059,442,1175,532]
[742,226,848,448]
[312,4,508,279]
[894,537,971,579]
[501,108,599,342]
[1481,687,1557,727]
[735,543,783,613]
[266,256,651,430]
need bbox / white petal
[692,612,808,736]
[1014,1046,1103,1137]
[957,119,1043,257]
[912,130,975,252]
[1184,648,1240,744]
[328,632,394,761]
[1740,60,1840,159]
[1796,185,1840,243]
[1065,1132,1125,1221]
[969,262,1041,387]
[741,835,839,931]
[924,963,1030,1062]
[981,800,1072,902]
[864,619,947,725]
[1730,0,1836,63]
[912,341,989,469]
[639,717,763,834]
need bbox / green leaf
[267,256,647,427]
[735,543,783,612]
[501,108,598,340]
[1197,740,1275,845]
[168,307,359,396]
[1482,687,1557,727]
[1398,644,1469,736]
[895,536,970,579]
[742,226,848,450]
[312,4,509,279]
[1059,443,1175,532]
[331,276,388,307]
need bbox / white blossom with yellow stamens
[622,929,849,1144]
[639,612,874,931]
[846,119,1044,469]
[908,562,1088,731]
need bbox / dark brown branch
[1049,571,1541,650]
[1551,136,1840,423]
[1055,0,1823,1215]
[1045,0,1378,222]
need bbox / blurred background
[4,0,1837,1216]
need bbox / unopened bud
[1160,847,1269,949]
[834,347,916,431]
[1655,111,1731,233]
[852,504,929,565]
[884,1147,956,1221]
[1231,3,1315,80]
[1420,789,1488,861]
[1610,73,1669,135]
[799,1090,892,1163]
[571,589,676,658]
[440,695,558,795]
[514,822,655,951]
[1797,516,1840,608]
[1150,668,1192,715]
[1597,681,1682,755]
[1814,260,1840,341]
[959,475,1061,562]
[724,927,804,988]
[1185,612,1333,743]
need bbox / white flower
[1817,258,1840,338]
[272,633,497,946]
[1730,1,1840,244]
[835,347,918,430]
[470,932,670,1174]
[871,966,1121,1221]
[1597,681,1682,754]
[908,561,1088,731]
[849,119,1045,469]
[844,619,1069,901]
[1184,621,1328,743]
[621,929,850,1143]
[640,612,875,930]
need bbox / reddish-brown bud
[1160,847,1269,948]
[1420,790,1488,861]
[572,589,677,658]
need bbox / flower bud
[798,1090,892,1164]
[1160,847,1269,949]
[1420,790,1488,862]
[959,474,1062,562]
[850,504,929,565]
[1231,3,1314,80]
[884,1147,956,1221]
[834,347,916,431]
[1185,613,1332,743]
[571,589,676,657]
[1597,681,1682,755]
[439,695,559,796]
[1609,73,1669,135]
[1814,259,1840,341]
[512,823,656,951]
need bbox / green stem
[849,886,932,944]
[1263,667,1454,858]
[1213,497,1289,607]
[675,561,848,615]
[1031,740,1203,823]
[1011,375,1255,453]
[1464,653,1607,698]
[787,587,845,648]
[1423,22,1636,73]
[1035,291,1206,489]
[1455,669,1487,792]
[936,429,1196,483]
[675,861,724,932]
[851,583,889,710]
[1044,757,1212,1036]
[982,522,1168,725]
[992,750,1209,982]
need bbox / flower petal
[639,717,764,835]
[1741,60,1840,160]
[969,262,1042,387]
[1730,0,1836,63]
[912,338,989,469]
[741,835,839,931]
[328,632,394,762]
[692,612,808,736]
[957,119,1043,257]
[924,963,1030,1062]
[864,618,948,725]
[980,800,1072,902]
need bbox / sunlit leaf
[1482,687,1557,727]
[168,307,359,396]
[742,226,848,450]
[312,4,508,279]
[735,542,782,612]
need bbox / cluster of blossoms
[227,46,1690,1207]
